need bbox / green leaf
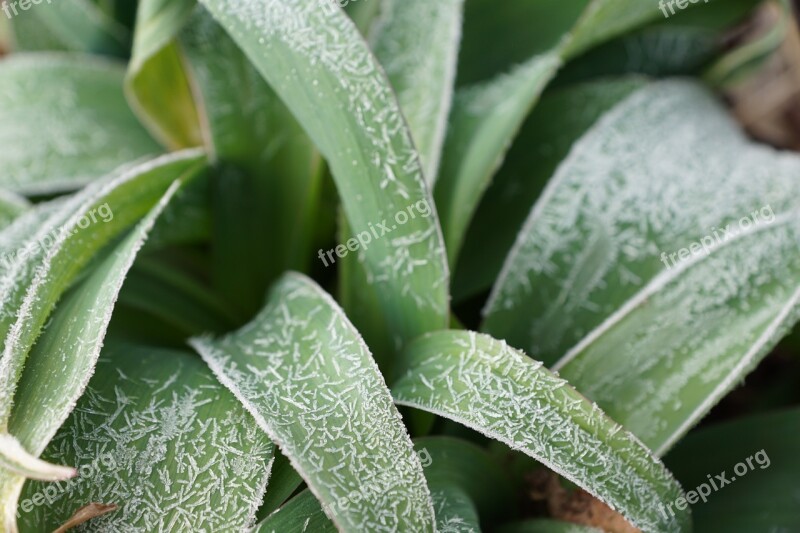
[8,0,129,56]
[413,437,514,521]
[190,273,436,532]
[255,438,493,532]
[371,0,463,182]
[704,0,789,88]
[436,53,562,266]
[555,0,759,85]
[666,408,800,532]
[179,5,323,317]
[453,77,646,301]
[16,345,273,531]
[0,54,162,195]
[429,483,480,533]
[393,330,689,533]
[0,190,28,231]
[563,0,662,58]
[197,0,449,344]
[484,80,800,454]
[126,0,203,149]
[436,0,668,265]
[256,449,304,520]
[0,181,182,526]
[0,150,206,429]
[254,490,337,533]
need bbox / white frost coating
[17,348,273,531]
[0,150,205,426]
[0,54,161,195]
[191,272,436,533]
[6,180,181,456]
[486,80,795,356]
[0,182,183,530]
[371,0,463,184]
[484,80,800,452]
[197,0,449,341]
[393,331,688,533]
[558,215,800,453]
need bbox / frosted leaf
[191,273,436,532]
[197,0,449,343]
[0,150,206,427]
[393,331,689,533]
[371,0,463,183]
[484,80,800,453]
[17,346,273,531]
[0,55,161,195]
[0,191,28,232]
[436,0,664,263]
[0,181,185,527]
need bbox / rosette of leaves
[0,0,797,532]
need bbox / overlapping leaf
[371,0,463,183]
[198,0,449,345]
[436,0,672,264]
[0,181,182,527]
[126,0,201,149]
[191,273,436,532]
[17,345,273,531]
[0,150,206,429]
[453,77,646,300]
[0,54,161,194]
[179,5,323,317]
[393,330,690,532]
[484,80,800,453]
[0,191,28,231]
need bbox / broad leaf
[8,0,128,56]
[17,345,273,531]
[0,191,28,231]
[393,330,689,532]
[484,80,800,454]
[0,54,161,195]
[453,77,645,301]
[0,181,183,527]
[437,0,669,265]
[255,438,492,533]
[0,150,206,429]
[190,273,436,532]
[371,0,463,183]
[198,0,449,345]
[436,53,561,265]
[666,408,800,532]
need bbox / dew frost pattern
[193,273,436,532]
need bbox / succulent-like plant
[0,0,797,531]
